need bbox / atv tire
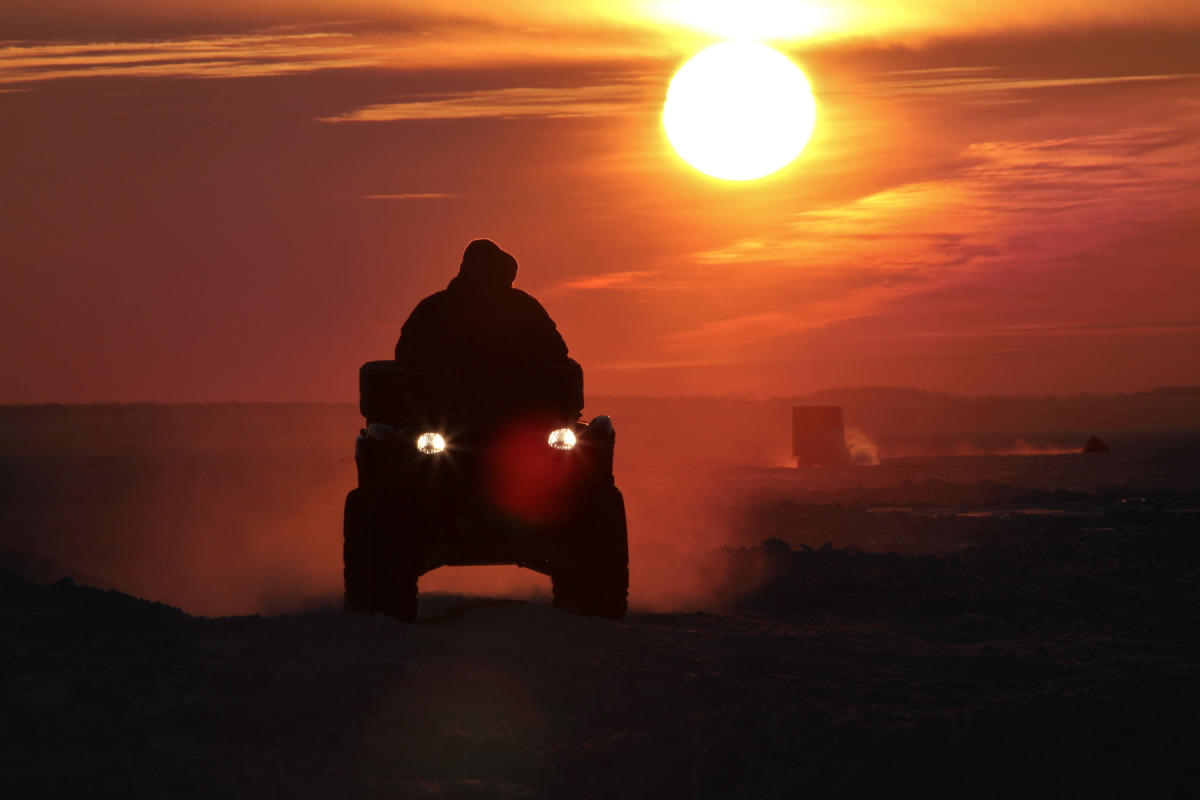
[343,489,419,622]
[552,486,628,619]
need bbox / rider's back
[395,282,567,370]
[392,239,577,418]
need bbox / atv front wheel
[552,486,628,619]
[343,489,419,622]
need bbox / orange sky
[2,1,1199,401]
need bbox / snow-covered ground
[4,405,1199,797]
[6,515,1199,798]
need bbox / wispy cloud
[867,68,1200,97]
[692,180,1001,278]
[590,357,735,372]
[699,121,1200,269]
[665,311,807,345]
[0,33,374,84]
[927,320,1200,339]
[669,118,1200,356]
[320,83,649,123]
[659,295,884,358]
[555,270,657,290]
[362,193,458,200]
[879,66,1002,76]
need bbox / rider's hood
[449,238,518,293]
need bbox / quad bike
[343,359,628,622]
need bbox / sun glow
[653,0,836,40]
[663,41,817,181]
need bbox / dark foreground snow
[5,521,1200,799]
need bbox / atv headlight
[548,427,576,450]
[415,432,446,454]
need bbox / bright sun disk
[663,41,817,181]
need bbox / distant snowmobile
[343,359,628,622]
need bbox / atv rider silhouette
[395,238,569,371]
[346,239,625,622]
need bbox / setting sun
[663,41,817,181]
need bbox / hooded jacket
[394,239,569,369]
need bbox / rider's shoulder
[506,287,549,308]
[413,288,453,310]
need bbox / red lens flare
[481,417,583,525]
